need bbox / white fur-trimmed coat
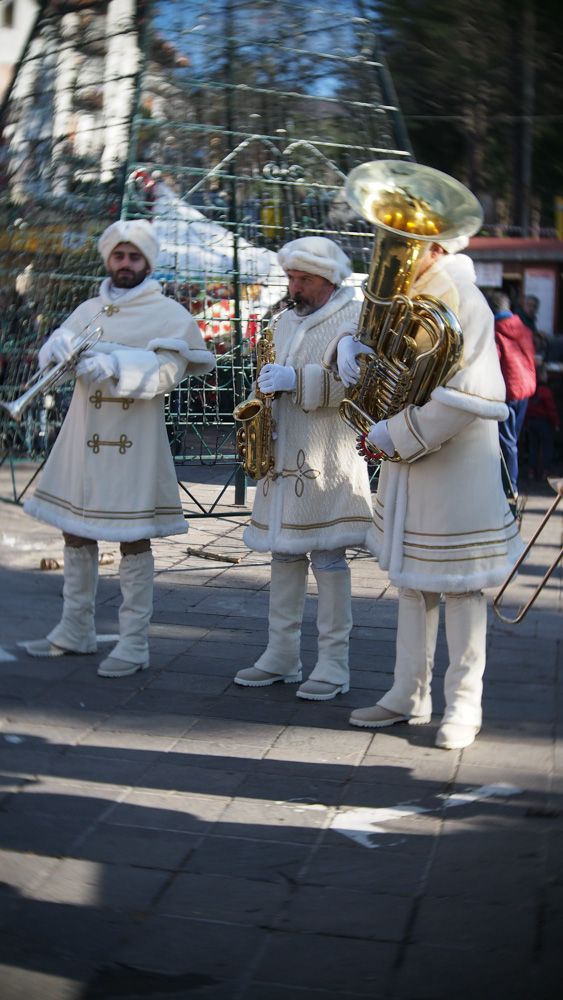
[24,278,215,541]
[366,254,524,592]
[244,287,373,554]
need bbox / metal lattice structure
[0,0,412,506]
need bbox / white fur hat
[277,236,351,285]
[98,220,160,271]
[436,235,470,255]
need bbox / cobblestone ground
[0,462,561,999]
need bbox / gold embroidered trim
[405,522,518,539]
[89,390,134,410]
[403,550,509,564]
[105,304,120,316]
[295,367,303,405]
[322,368,330,408]
[405,538,514,553]
[402,408,427,459]
[249,515,372,531]
[32,488,183,519]
[87,433,132,455]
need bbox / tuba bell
[339,160,484,454]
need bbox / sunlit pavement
[0,462,561,999]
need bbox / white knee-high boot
[97,550,154,677]
[307,567,352,687]
[255,558,308,675]
[39,545,98,654]
[442,591,487,727]
[235,559,308,685]
[379,588,440,719]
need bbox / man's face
[286,270,335,316]
[414,243,445,279]
[523,296,538,317]
[108,242,150,288]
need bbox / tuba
[339,160,484,456]
[233,305,291,480]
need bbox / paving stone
[114,913,265,978]
[34,857,170,911]
[135,759,247,797]
[73,824,197,869]
[155,870,289,923]
[299,844,428,893]
[181,835,307,880]
[106,789,229,833]
[0,850,59,896]
[217,798,328,844]
[273,884,411,941]
[253,931,398,993]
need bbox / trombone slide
[493,478,563,624]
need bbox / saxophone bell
[233,306,289,480]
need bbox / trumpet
[0,315,105,422]
[493,477,563,624]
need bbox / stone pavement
[0,460,561,1000]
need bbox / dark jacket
[526,384,560,428]
[494,311,536,402]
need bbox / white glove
[38,326,77,370]
[337,336,375,387]
[75,352,118,383]
[258,363,297,394]
[367,420,395,457]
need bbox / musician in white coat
[234,237,373,700]
[23,220,215,677]
[331,237,524,748]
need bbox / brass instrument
[233,306,290,480]
[0,311,106,422]
[493,477,563,624]
[340,160,484,455]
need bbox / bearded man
[234,236,373,701]
[23,220,215,677]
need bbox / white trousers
[379,587,487,727]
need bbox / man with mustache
[234,237,373,701]
[23,220,215,677]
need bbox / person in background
[526,364,560,480]
[486,290,536,496]
[516,293,539,335]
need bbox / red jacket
[526,384,560,428]
[494,313,536,401]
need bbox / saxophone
[233,305,291,480]
[339,160,484,458]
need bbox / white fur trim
[432,385,509,420]
[145,337,216,375]
[112,349,160,398]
